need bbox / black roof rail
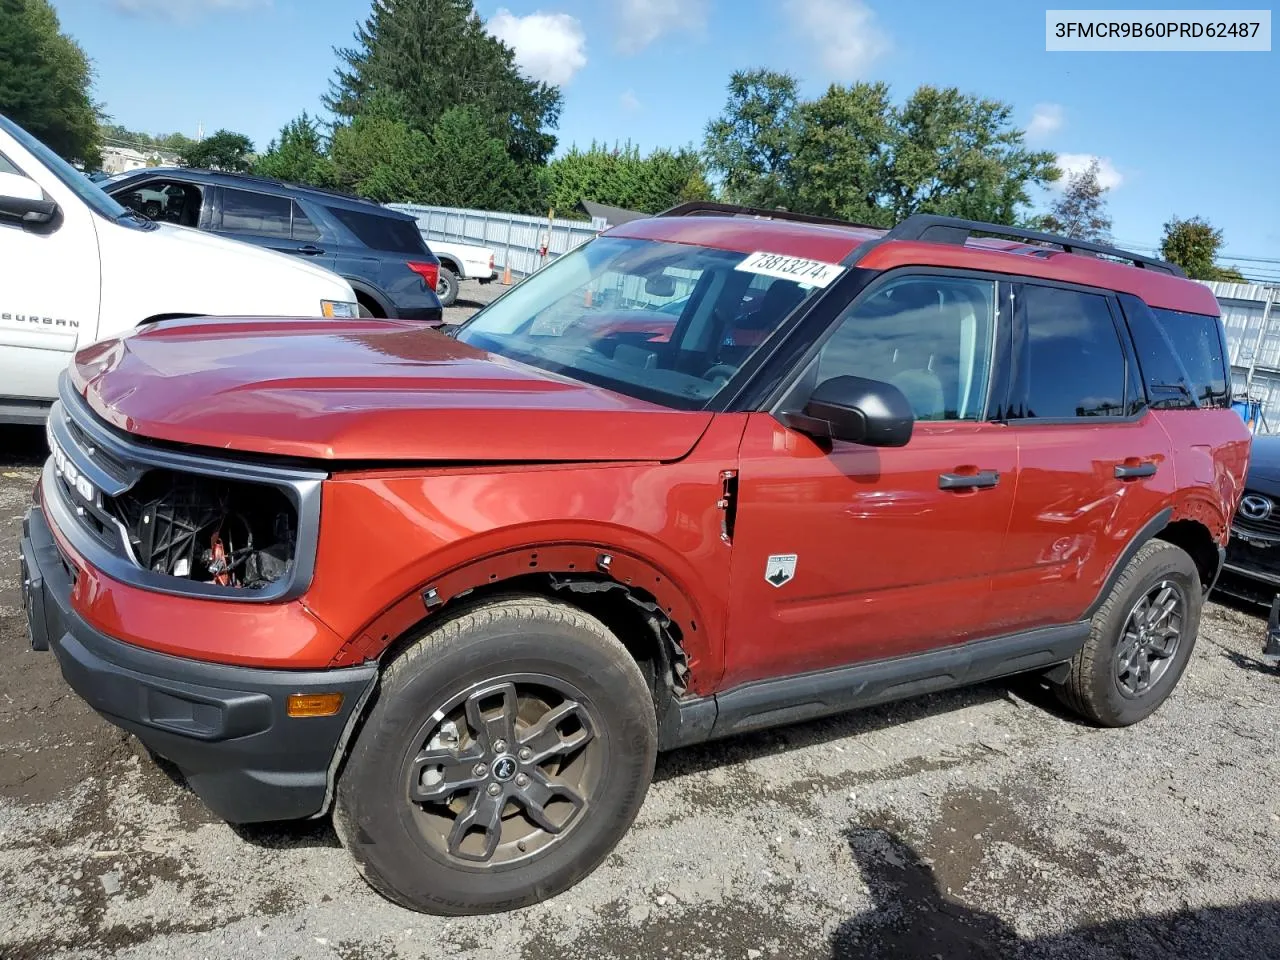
[658,201,880,231]
[884,214,1186,277]
[175,168,374,205]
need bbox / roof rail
[181,168,371,204]
[658,201,880,231]
[884,214,1186,277]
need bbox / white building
[99,144,183,175]
[1204,280,1280,431]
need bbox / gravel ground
[3,286,1280,958]
[442,277,505,324]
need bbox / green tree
[1159,216,1247,282]
[703,69,800,208]
[326,0,561,167]
[0,0,100,166]
[547,142,711,215]
[881,85,1059,225]
[253,113,335,186]
[420,106,544,212]
[704,72,1059,227]
[1038,158,1112,241]
[788,82,895,225]
[329,108,434,203]
[179,129,254,172]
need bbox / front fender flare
[335,541,719,695]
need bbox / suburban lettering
[0,310,79,329]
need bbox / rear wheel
[436,267,460,307]
[1056,539,1202,726]
[334,597,656,915]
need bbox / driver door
[722,272,1019,688]
[0,150,101,408]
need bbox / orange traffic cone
[502,262,513,285]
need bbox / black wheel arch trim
[346,277,397,318]
[1081,507,1174,620]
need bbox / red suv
[19,203,1250,915]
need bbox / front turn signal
[287,692,345,718]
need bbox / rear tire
[334,596,656,915]
[436,267,460,307]
[1056,539,1202,727]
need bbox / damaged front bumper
[19,504,376,823]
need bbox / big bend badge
[765,554,798,588]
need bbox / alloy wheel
[402,674,602,867]
[1114,580,1186,699]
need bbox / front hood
[69,318,712,462]
[151,223,353,294]
[1247,436,1280,489]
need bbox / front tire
[436,267,460,307]
[334,597,656,915]
[1056,539,1202,727]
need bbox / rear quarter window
[1154,307,1230,408]
[326,206,428,255]
[1120,295,1230,409]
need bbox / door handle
[1115,462,1158,480]
[296,244,325,255]
[939,469,1000,491]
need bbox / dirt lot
[3,285,1280,958]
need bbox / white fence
[389,204,605,278]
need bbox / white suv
[0,115,359,424]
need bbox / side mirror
[790,375,914,447]
[0,171,58,225]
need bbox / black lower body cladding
[20,505,377,823]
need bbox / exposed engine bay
[107,469,297,590]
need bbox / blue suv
[104,169,443,323]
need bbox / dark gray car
[1217,434,1280,604]
[105,168,443,324]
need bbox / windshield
[455,237,828,409]
[0,115,131,221]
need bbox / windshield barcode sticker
[735,251,845,288]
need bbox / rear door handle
[1115,462,1158,480]
[296,244,325,255]
[939,469,1000,490]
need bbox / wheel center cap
[492,756,518,782]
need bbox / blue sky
[51,0,1279,278]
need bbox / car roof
[609,214,1219,316]
[111,167,417,221]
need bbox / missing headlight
[108,469,297,590]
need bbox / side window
[1016,285,1128,419]
[813,275,996,422]
[291,201,321,242]
[1153,306,1230,408]
[0,152,22,175]
[220,188,291,238]
[1119,295,1196,410]
[115,179,203,226]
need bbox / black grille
[1234,491,1280,537]
[1226,537,1280,578]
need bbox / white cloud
[615,0,710,54]
[111,0,268,17]
[1055,153,1124,190]
[1027,103,1064,141]
[783,0,889,80]
[620,90,642,112]
[488,9,588,87]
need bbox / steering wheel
[703,363,738,387]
